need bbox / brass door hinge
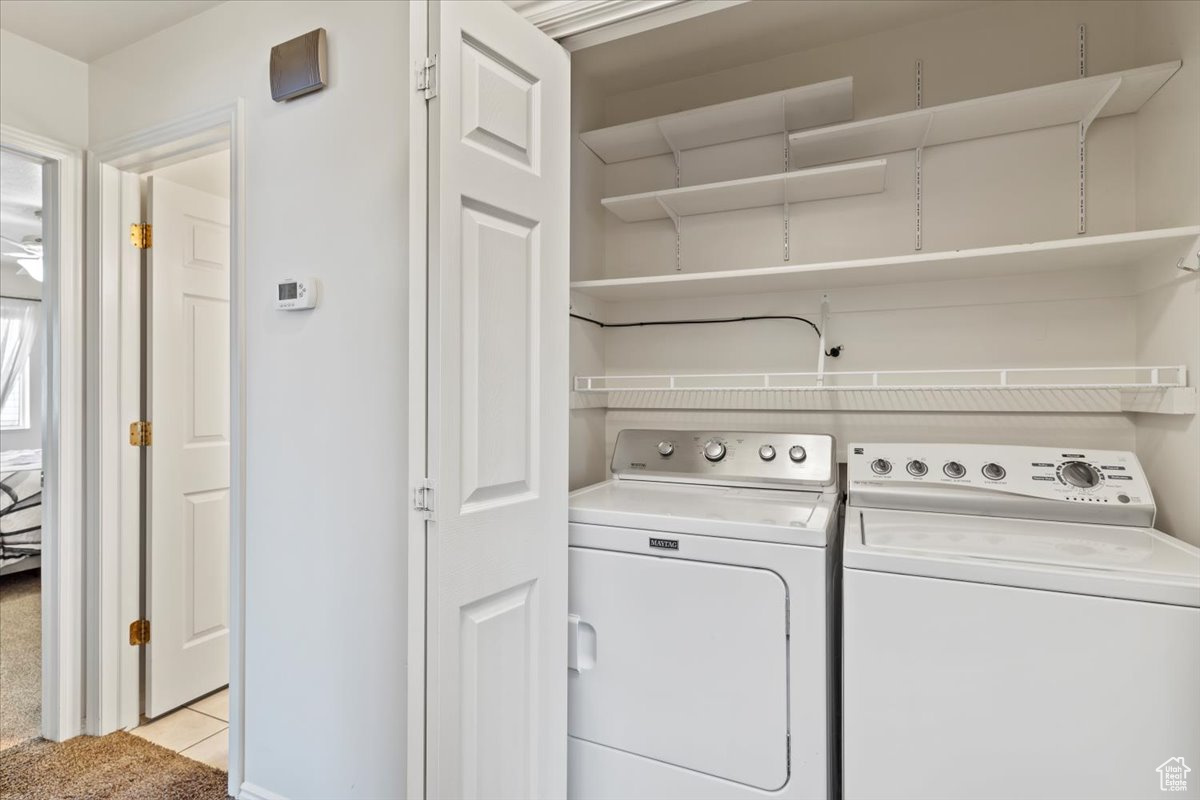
[130,222,152,249]
[129,619,150,646]
[129,420,152,447]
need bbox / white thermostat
[276,277,318,310]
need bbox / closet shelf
[600,159,887,223]
[580,77,853,164]
[572,366,1196,415]
[569,226,1200,301]
[787,61,1181,168]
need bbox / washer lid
[845,507,1200,606]
[569,480,836,546]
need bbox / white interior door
[426,1,570,797]
[145,175,231,718]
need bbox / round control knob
[907,460,928,477]
[788,445,807,463]
[943,461,966,479]
[871,458,892,475]
[703,440,727,462]
[758,444,776,461]
[656,440,674,457]
[982,462,1006,481]
[1060,461,1101,489]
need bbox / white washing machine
[842,443,1200,800]
[567,429,842,800]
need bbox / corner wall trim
[238,783,290,800]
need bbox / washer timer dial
[1059,461,1102,489]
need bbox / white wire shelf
[568,226,1200,300]
[576,365,1188,392]
[572,366,1196,415]
[787,61,1180,168]
[600,159,887,223]
[580,77,853,165]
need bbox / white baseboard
[239,782,289,800]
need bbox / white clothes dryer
[568,429,842,800]
[842,443,1200,800]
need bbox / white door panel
[427,1,570,797]
[146,176,230,718]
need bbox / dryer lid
[569,480,837,546]
[845,507,1200,607]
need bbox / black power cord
[570,312,842,357]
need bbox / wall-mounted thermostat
[276,277,318,310]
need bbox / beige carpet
[1,569,41,750]
[0,732,230,799]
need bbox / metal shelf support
[914,60,926,251]
[816,294,831,386]
[783,118,791,262]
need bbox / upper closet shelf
[787,61,1180,168]
[569,226,1200,301]
[581,77,853,164]
[600,159,887,223]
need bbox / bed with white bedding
[1,449,42,575]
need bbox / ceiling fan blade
[0,234,39,257]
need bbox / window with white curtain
[1,296,39,432]
[0,361,29,430]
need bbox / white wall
[570,0,1198,540]
[569,67,609,489]
[0,29,86,455]
[89,2,410,796]
[1132,0,1200,543]
[0,29,88,147]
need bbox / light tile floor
[130,687,229,771]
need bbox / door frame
[86,101,246,795]
[407,2,430,796]
[0,124,85,742]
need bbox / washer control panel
[612,429,836,491]
[848,443,1155,527]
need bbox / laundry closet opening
[563,0,1198,536]
[559,3,1197,798]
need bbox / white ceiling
[0,0,224,62]
[152,150,231,199]
[575,0,989,94]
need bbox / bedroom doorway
[0,147,48,750]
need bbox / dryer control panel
[612,429,837,492]
[847,443,1155,527]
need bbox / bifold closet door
[144,176,231,718]
[425,1,571,798]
